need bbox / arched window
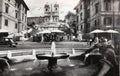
[5,3,9,13]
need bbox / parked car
[0,37,17,47]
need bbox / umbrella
[105,29,119,33]
[90,29,105,34]
[0,29,9,33]
[51,29,64,33]
[90,29,105,37]
[37,30,51,34]
[0,29,9,37]
[105,29,119,39]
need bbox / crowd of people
[33,33,64,42]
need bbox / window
[15,11,18,18]
[80,13,82,20]
[76,9,79,13]
[22,13,24,21]
[55,8,57,11]
[104,17,112,25]
[94,20,97,26]
[5,3,9,13]
[80,5,82,10]
[25,16,27,22]
[15,23,18,29]
[87,9,90,18]
[77,16,79,23]
[81,25,83,30]
[104,0,111,11]
[46,8,48,12]
[5,19,8,26]
[95,3,99,14]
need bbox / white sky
[24,0,79,20]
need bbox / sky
[24,0,79,20]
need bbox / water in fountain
[51,41,56,56]
[66,48,75,67]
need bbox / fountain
[36,41,69,71]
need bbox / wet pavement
[0,41,97,76]
[9,59,97,76]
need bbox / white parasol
[90,29,105,34]
[0,29,9,37]
[105,29,119,39]
[90,29,105,37]
[105,29,119,33]
[51,29,64,33]
[0,29,9,33]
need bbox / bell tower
[53,3,59,22]
[44,3,50,23]
[44,3,59,23]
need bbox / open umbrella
[90,29,105,34]
[37,30,51,42]
[105,29,119,33]
[90,29,105,37]
[0,29,8,33]
[105,29,119,39]
[51,29,64,33]
[0,29,9,37]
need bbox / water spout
[7,51,12,58]
[51,42,56,56]
[72,48,75,55]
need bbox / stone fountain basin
[36,53,69,60]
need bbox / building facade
[0,0,29,34]
[74,0,120,35]
[27,16,44,25]
[44,3,59,23]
